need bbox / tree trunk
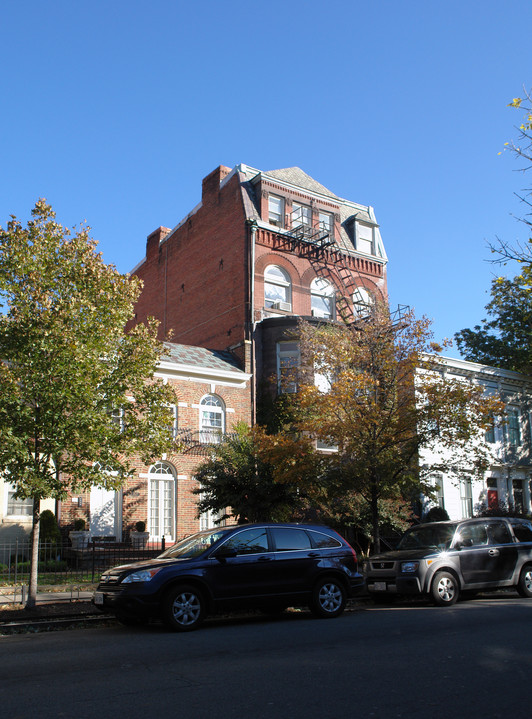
[371,480,380,554]
[26,497,40,609]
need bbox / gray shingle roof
[161,342,245,373]
[262,167,339,199]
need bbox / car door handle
[258,555,273,561]
[489,549,500,557]
[308,552,320,558]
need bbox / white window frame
[460,477,473,518]
[356,223,374,255]
[311,277,335,319]
[268,195,284,228]
[148,461,176,541]
[292,202,312,229]
[353,287,375,318]
[506,407,521,447]
[199,394,225,443]
[277,341,300,394]
[168,404,178,439]
[4,482,33,519]
[264,265,292,310]
[318,211,333,235]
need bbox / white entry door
[90,487,120,537]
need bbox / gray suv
[365,517,532,606]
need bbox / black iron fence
[0,538,169,585]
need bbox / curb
[1,612,116,635]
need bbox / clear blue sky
[1,0,530,356]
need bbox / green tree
[456,90,532,369]
[194,423,308,524]
[0,201,177,607]
[455,274,532,372]
[295,305,502,552]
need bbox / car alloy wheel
[310,577,347,618]
[162,585,206,631]
[431,571,458,606]
[517,565,532,598]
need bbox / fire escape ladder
[306,249,369,326]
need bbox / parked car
[364,517,532,606]
[93,523,364,630]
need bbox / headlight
[121,568,162,583]
[401,561,419,573]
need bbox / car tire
[430,571,459,606]
[310,577,347,618]
[162,584,206,631]
[517,565,532,598]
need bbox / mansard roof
[261,167,339,200]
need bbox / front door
[89,487,119,537]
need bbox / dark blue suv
[93,523,364,631]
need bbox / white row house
[420,356,532,521]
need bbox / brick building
[132,164,389,419]
[0,343,251,544]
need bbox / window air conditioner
[272,301,291,311]
[311,308,329,318]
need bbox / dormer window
[357,223,374,254]
[268,195,284,227]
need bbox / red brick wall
[59,372,251,542]
[133,167,250,352]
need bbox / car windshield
[158,528,230,559]
[397,524,458,552]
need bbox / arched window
[264,265,292,311]
[353,287,375,318]
[199,395,225,444]
[311,277,335,319]
[148,461,176,540]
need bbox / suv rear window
[510,520,532,543]
[308,530,342,549]
[271,527,312,551]
[488,521,513,545]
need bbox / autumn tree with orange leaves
[295,305,503,551]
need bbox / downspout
[163,242,168,338]
[249,221,257,425]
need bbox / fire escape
[274,207,407,325]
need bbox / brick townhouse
[131,163,389,419]
[0,343,251,544]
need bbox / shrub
[40,509,61,543]
[424,506,450,522]
[73,518,87,531]
[135,520,146,532]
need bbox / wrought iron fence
[0,538,168,585]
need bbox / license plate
[374,582,387,591]
[94,592,104,605]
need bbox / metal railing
[0,538,168,585]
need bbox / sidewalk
[0,586,95,605]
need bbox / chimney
[201,165,232,204]
[146,226,171,260]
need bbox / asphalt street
[2,594,530,719]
